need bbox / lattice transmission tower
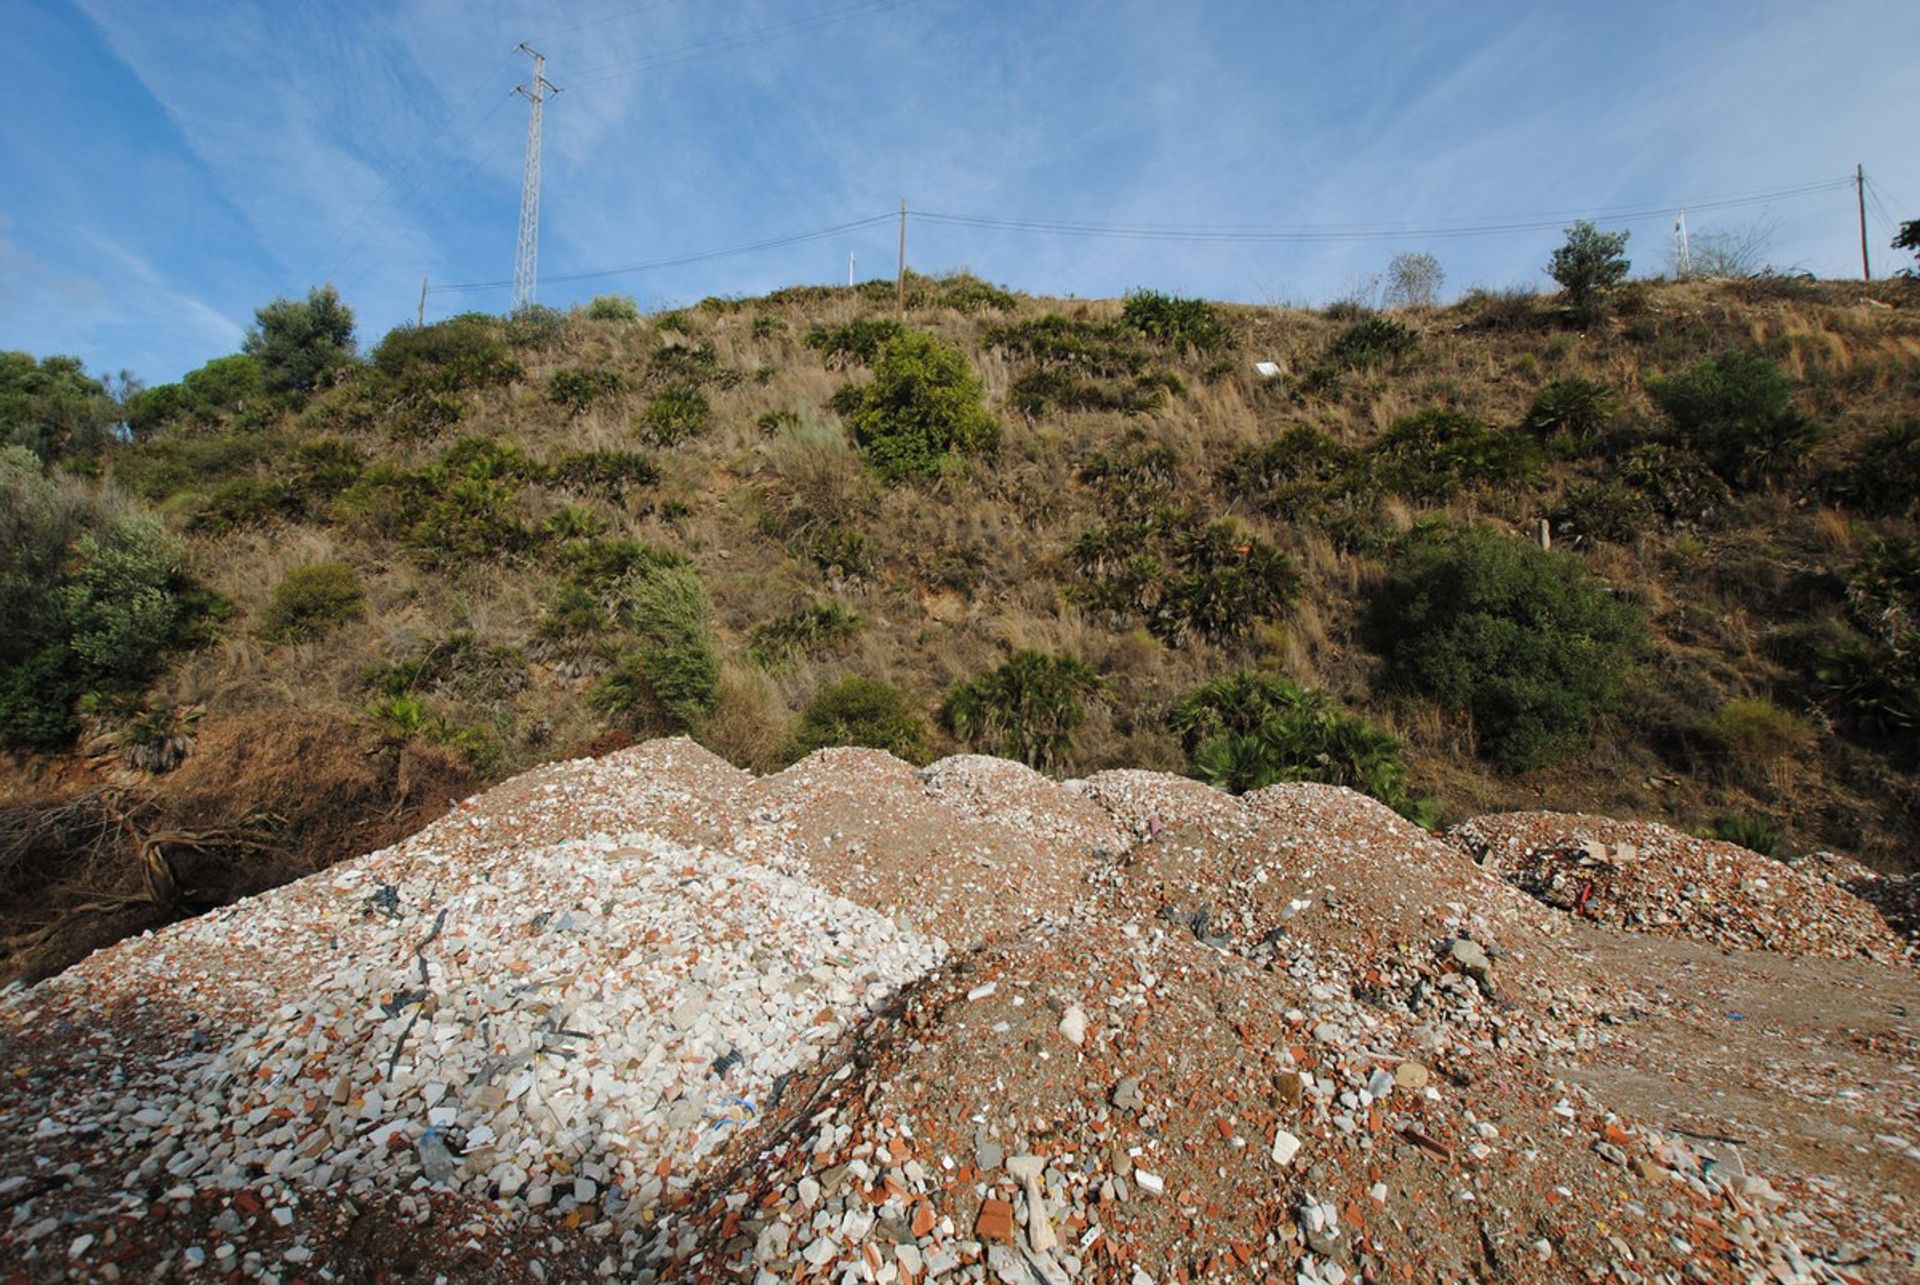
[511,44,560,313]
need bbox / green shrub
[940,650,1101,770]
[243,286,357,401]
[752,314,785,339]
[1836,420,1920,517]
[1,351,120,462]
[586,294,641,322]
[505,304,567,350]
[1549,480,1645,546]
[1812,536,1919,760]
[748,602,864,669]
[1008,368,1176,417]
[1647,350,1818,487]
[1069,513,1297,643]
[939,275,1018,313]
[1712,813,1781,857]
[1120,290,1230,353]
[1547,221,1630,322]
[1081,436,1182,514]
[843,332,998,482]
[1693,697,1812,760]
[372,315,520,392]
[805,319,904,366]
[548,367,627,416]
[1371,409,1537,502]
[587,562,720,732]
[547,449,659,496]
[983,315,1146,376]
[1371,527,1645,772]
[407,477,527,565]
[1521,377,1619,445]
[260,562,364,642]
[789,677,930,762]
[1169,671,1426,818]
[1618,442,1730,525]
[655,311,695,335]
[639,384,711,444]
[363,629,526,702]
[1328,317,1419,368]
[1461,286,1543,332]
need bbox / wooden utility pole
[1857,164,1872,280]
[417,275,428,327]
[896,198,907,319]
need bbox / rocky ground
[1,740,1915,1283]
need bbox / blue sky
[2,0,1914,384]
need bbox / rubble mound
[3,741,1913,1282]
[1448,811,1905,961]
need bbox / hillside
[3,740,1915,1281]
[3,271,1919,980]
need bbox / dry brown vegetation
[5,271,1919,979]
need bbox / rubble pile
[1448,812,1906,962]
[3,741,1914,1282]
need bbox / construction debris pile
[1447,811,1905,962]
[3,741,1914,1282]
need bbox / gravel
[3,740,1914,1282]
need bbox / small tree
[244,285,357,400]
[1895,218,1920,275]
[1547,221,1631,322]
[1383,252,1445,309]
[789,677,930,763]
[0,352,120,462]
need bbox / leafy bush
[1617,442,1730,525]
[1713,813,1781,857]
[371,315,520,393]
[588,562,720,733]
[789,677,929,763]
[363,629,526,702]
[940,650,1101,770]
[1328,317,1419,368]
[1008,368,1178,417]
[1835,420,1920,517]
[0,351,120,462]
[939,275,1018,313]
[244,286,357,400]
[1371,527,1645,771]
[805,319,904,366]
[655,311,695,335]
[1547,221,1630,322]
[1521,377,1619,446]
[843,332,998,482]
[639,384,710,444]
[748,602,863,669]
[1549,480,1646,546]
[260,562,364,642]
[1371,409,1537,502]
[586,294,640,322]
[1069,513,1298,643]
[1812,536,1919,760]
[1120,290,1230,353]
[1169,671,1426,818]
[984,315,1146,376]
[1,450,210,746]
[548,367,627,416]
[1692,697,1811,760]
[505,304,567,350]
[752,314,785,339]
[1647,350,1818,487]
[547,449,659,497]
[1081,436,1182,514]
[1218,427,1365,516]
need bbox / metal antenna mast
[511,44,560,313]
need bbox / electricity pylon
[511,44,560,313]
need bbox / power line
[914,179,1855,246]
[430,213,897,293]
[298,47,522,286]
[534,0,687,43]
[565,0,923,87]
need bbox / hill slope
[4,273,1919,980]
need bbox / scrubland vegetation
[5,238,1920,976]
